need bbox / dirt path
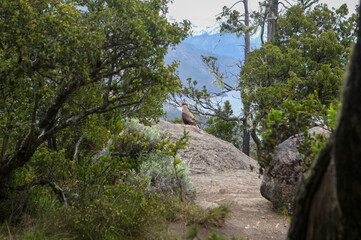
[159,122,290,239]
[188,169,290,240]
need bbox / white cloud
[168,0,359,29]
[168,0,258,27]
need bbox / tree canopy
[0,0,190,186]
[173,2,357,158]
[288,4,361,238]
[205,100,242,149]
[240,3,357,134]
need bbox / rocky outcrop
[260,127,330,213]
[154,120,257,174]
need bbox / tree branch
[37,100,144,145]
[37,81,80,130]
[73,133,87,160]
[0,131,11,163]
[278,2,289,9]
[15,178,67,204]
[301,0,318,10]
[228,1,245,11]
[30,82,40,138]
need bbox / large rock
[260,127,330,213]
[155,120,257,173]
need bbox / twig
[6,221,13,240]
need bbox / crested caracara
[181,103,199,128]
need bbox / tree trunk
[288,5,361,239]
[333,7,361,236]
[287,139,342,239]
[251,129,262,158]
[242,116,250,156]
[267,0,278,41]
[0,143,37,200]
[241,0,251,156]
[244,0,250,60]
[0,130,44,197]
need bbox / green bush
[260,94,339,173]
[0,118,197,239]
[96,118,193,196]
[62,182,162,239]
[135,151,193,196]
[204,101,242,149]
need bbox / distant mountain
[184,32,245,60]
[191,24,222,37]
[184,31,262,60]
[163,31,261,119]
[163,102,181,121]
[165,41,239,92]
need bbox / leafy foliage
[0,118,200,238]
[0,0,190,186]
[240,4,356,127]
[216,4,257,37]
[298,104,339,168]
[0,0,218,237]
[97,119,193,197]
[275,4,356,103]
[205,101,242,149]
[260,94,339,173]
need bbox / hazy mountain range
[165,42,239,92]
[163,31,260,120]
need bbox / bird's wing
[182,110,199,127]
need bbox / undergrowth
[0,191,232,239]
[185,225,248,240]
[0,119,231,239]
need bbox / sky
[168,0,359,30]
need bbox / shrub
[62,182,162,239]
[135,151,193,196]
[260,94,339,173]
[0,118,196,239]
[97,118,194,197]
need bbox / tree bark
[251,129,262,158]
[287,139,342,239]
[242,116,250,156]
[241,0,251,156]
[244,0,250,60]
[267,0,278,41]
[288,4,361,239]
[333,6,361,236]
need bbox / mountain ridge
[164,31,260,119]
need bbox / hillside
[163,102,181,120]
[165,41,240,92]
[184,32,245,60]
[163,31,261,118]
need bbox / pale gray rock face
[260,126,330,213]
[154,120,257,174]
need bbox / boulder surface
[260,126,330,213]
[155,120,257,173]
